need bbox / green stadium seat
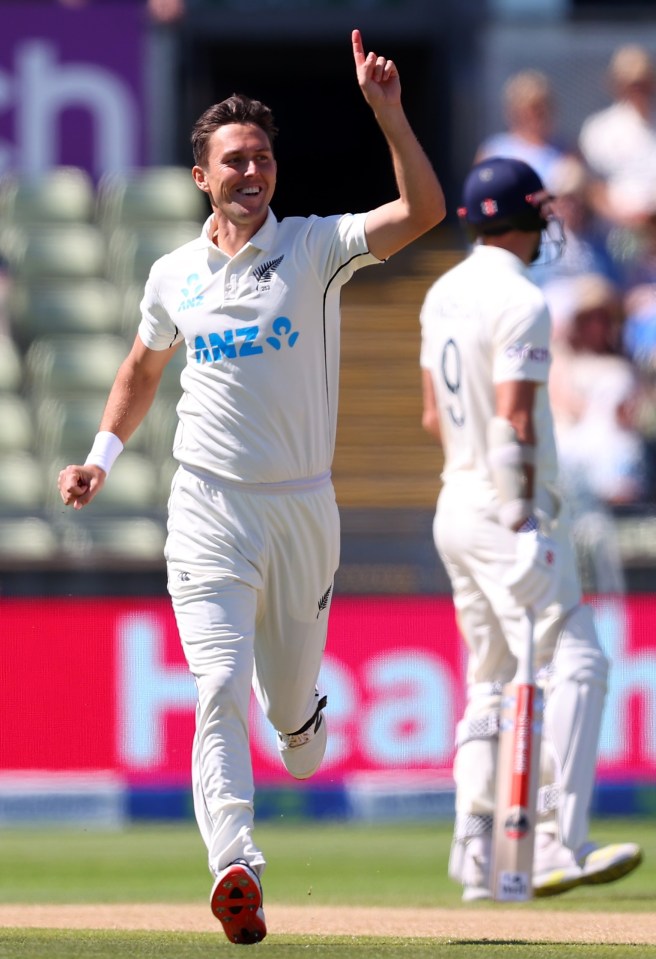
[96,166,206,233]
[0,394,35,453]
[95,451,161,512]
[25,334,126,398]
[0,516,58,560]
[0,336,23,392]
[0,451,47,510]
[61,514,167,562]
[1,223,107,281]
[11,278,123,347]
[0,166,95,225]
[106,222,202,288]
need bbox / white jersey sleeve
[492,297,551,387]
[139,276,185,351]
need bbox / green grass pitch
[0,817,653,957]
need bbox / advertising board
[0,3,146,178]
[2,595,655,790]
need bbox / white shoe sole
[462,885,493,902]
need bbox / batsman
[419,156,643,901]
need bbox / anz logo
[194,316,299,363]
[178,273,204,312]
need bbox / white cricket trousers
[435,478,608,850]
[165,465,340,878]
[435,480,590,685]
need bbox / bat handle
[515,607,536,687]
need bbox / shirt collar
[201,208,278,256]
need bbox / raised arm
[58,335,178,510]
[352,28,446,261]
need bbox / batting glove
[503,517,560,612]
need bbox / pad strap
[537,783,560,815]
[453,812,494,842]
[455,713,499,748]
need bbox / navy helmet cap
[458,156,549,233]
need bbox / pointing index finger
[352,28,365,66]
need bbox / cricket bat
[490,609,542,901]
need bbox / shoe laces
[278,694,327,748]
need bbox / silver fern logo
[253,254,284,290]
[317,585,332,618]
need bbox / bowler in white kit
[58,29,445,944]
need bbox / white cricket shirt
[420,244,558,496]
[579,101,656,216]
[139,210,381,484]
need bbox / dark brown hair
[191,93,278,167]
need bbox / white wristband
[85,431,124,475]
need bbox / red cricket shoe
[210,860,267,945]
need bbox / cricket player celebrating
[58,30,445,945]
[419,156,642,901]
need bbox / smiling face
[192,122,277,241]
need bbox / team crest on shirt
[178,273,204,311]
[253,254,285,291]
[317,585,332,618]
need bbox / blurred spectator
[475,69,571,190]
[558,360,647,505]
[581,181,656,494]
[548,273,649,591]
[549,273,648,507]
[624,282,656,373]
[621,278,656,495]
[57,0,185,22]
[621,197,656,375]
[579,44,656,227]
[531,154,620,289]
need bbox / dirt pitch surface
[0,905,655,943]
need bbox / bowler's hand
[58,464,106,510]
[352,28,401,111]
